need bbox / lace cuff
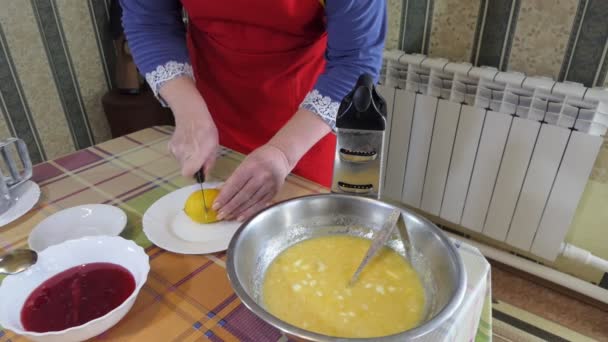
[144,61,194,106]
[299,89,340,131]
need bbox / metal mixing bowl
[226,194,466,341]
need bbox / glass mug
[0,138,33,216]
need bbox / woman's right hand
[160,77,219,177]
[169,109,219,177]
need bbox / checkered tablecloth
[0,126,492,341]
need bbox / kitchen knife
[194,170,208,220]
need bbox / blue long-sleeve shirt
[120,0,386,129]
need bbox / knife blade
[194,170,208,220]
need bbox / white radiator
[378,50,607,262]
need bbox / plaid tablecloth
[0,126,492,342]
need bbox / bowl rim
[226,193,467,341]
[27,204,128,252]
[0,235,150,337]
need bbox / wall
[386,0,608,86]
[0,0,113,164]
[386,0,608,285]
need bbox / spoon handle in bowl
[348,208,401,286]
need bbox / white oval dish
[28,204,127,252]
[0,181,41,228]
[171,210,234,242]
[143,182,240,255]
[0,235,150,342]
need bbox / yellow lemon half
[184,188,220,224]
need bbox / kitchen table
[0,126,492,341]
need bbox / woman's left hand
[214,108,332,221]
[213,144,292,221]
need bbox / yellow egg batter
[262,235,425,338]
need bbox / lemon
[184,188,220,224]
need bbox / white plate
[0,236,149,342]
[28,204,128,252]
[142,182,240,254]
[0,181,41,227]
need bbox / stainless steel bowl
[226,194,466,341]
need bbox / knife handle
[194,170,205,184]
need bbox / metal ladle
[0,249,37,275]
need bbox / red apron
[181,0,336,187]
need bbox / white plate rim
[142,182,240,255]
[27,204,128,252]
[0,181,41,228]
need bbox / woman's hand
[213,144,291,221]
[160,77,219,177]
[213,108,333,221]
[169,111,219,177]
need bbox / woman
[120,0,386,221]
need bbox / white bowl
[0,236,150,342]
[28,204,127,252]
